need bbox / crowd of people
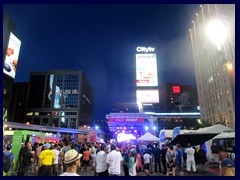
[3,139,235,176]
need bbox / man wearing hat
[37,143,55,176]
[220,158,235,176]
[59,149,82,176]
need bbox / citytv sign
[136,47,155,53]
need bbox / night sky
[3,4,200,120]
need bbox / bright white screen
[136,89,159,103]
[136,54,158,87]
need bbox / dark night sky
[3,4,200,120]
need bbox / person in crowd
[60,141,71,172]
[35,143,43,164]
[220,157,235,176]
[122,148,130,176]
[175,144,184,176]
[19,145,34,176]
[161,144,167,175]
[59,149,82,176]
[198,144,207,174]
[152,144,162,175]
[3,144,15,176]
[106,144,123,176]
[143,151,152,176]
[193,146,200,171]
[90,143,97,174]
[95,144,108,176]
[136,148,143,176]
[18,141,31,175]
[128,149,138,176]
[81,147,91,172]
[218,146,229,176]
[185,143,196,176]
[52,143,60,176]
[37,143,55,176]
[166,145,176,176]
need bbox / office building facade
[26,69,93,129]
[159,83,199,113]
[9,83,29,123]
[189,4,235,129]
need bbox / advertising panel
[136,89,159,103]
[108,118,144,122]
[3,32,21,79]
[136,54,158,87]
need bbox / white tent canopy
[137,132,159,142]
[196,124,233,133]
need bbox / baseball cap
[6,144,12,150]
[221,159,235,167]
[43,143,51,149]
[131,149,137,155]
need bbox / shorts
[143,163,150,170]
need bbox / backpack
[3,152,13,173]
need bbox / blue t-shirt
[176,149,183,165]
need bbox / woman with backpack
[3,144,15,176]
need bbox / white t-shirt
[106,150,123,175]
[59,172,80,176]
[143,153,152,164]
[52,149,60,164]
[128,157,137,176]
[185,147,195,159]
[90,146,96,157]
[96,151,108,173]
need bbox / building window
[53,118,59,127]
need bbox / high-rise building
[189,4,235,129]
[9,82,29,123]
[159,83,199,113]
[26,69,93,129]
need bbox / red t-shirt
[84,151,90,161]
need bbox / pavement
[10,163,220,176]
[79,163,220,176]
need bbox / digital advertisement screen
[3,32,21,79]
[108,118,144,122]
[136,89,159,103]
[136,54,158,87]
[172,85,181,93]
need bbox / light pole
[206,19,235,126]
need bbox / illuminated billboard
[3,32,21,79]
[173,85,181,93]
[136,89,159,103]
[136,54,158,87]
[108,118,144,122]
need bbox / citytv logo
[136,47,155,53]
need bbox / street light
[206,19,227,51]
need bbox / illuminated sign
[108,118,144,122]
[136,54,158,87]
[3,32,21,79]
[136,47,155,53]
[136,89,159,103]
[172,86,181,93]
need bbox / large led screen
[136,89,159,103]
[136,54,158,87]
[3,32,21,79]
